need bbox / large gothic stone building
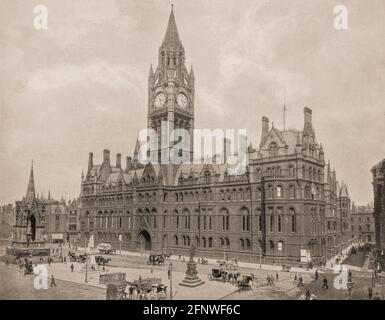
[79,8,352,263]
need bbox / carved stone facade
[79,8,352,264]
[372,159,385,267]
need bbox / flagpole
[283,88,287,131]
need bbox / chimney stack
[88,152,93,172]
[260,116,269,148]
[116,153,122,169]
[103,149,110,164]
[126,156,132,171]
[304,107,312,125]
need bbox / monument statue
[88,235,94,250]
[189,245,195,262]
[179,244,204,288]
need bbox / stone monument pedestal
[179,260,205,288]
[79,253,101,273]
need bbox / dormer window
[269,142,278,156]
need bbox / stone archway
[29,214,36,241]
[138,230,151,251]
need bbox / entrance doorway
[138,230,151,252]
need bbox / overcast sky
[0,0,384,205]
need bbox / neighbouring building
[10,164,81,251]
[66,199,81,244]
[351,203,375,243]
[9,164,49,256]
[372,159,385,267]
[78,7,352,264]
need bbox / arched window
[269,240,275,253]
[267,185,273,199]
[240,238,245,250]
[174,210,179,229]
[241,208,250,231]
[278,241,283,252]
[174,235,178,246]
[255,208,262,232]
[245,239,251,250]
[183,209,189,229]
[269,142,278,156]
[202,237,206,248]
[222,208,229,230]
[304,184,311,199]
[278,213,282,233]
[208,237,213,248]
[289,184,295,198]
[290,208,296,233]
[276,185,283,198]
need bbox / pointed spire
[163,5,182,48]
[26,161,36,204]
[149,64,154,78]
[48,189,51,201]
[189,65,194,78]
[133,134,141,161]
[340,182,349,198]
[319,144,324,161]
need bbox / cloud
[26,62,141,92]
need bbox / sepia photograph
[0,0,385,309]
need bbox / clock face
[154,92,166,109]
[177,93,188,109]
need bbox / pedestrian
[322,276,328,289]
[70,263,74,272]
[298,275,304,288]
[129,286,134,300]
[124,284,130,299]
[50,275,57,287]
[315,269,319,280]
[368,287,373,300]
[373,292,381,300]
[305,290,311,300]
[48,258,51,266]
[294,273,298,284]
[276,272,279,281]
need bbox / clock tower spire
[148,5,195,164]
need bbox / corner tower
[148,6,195,163]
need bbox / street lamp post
[347,280,354,300]
[119,234,122,255]
[85,254,88,283]
[168,262,173,300]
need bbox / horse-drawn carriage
[238,274,253,291]
[95,255,111,266]
[23,260,34,275]
[68,251,78,262]
[147,254,165,266]
[282,265,291,272]
[209,268,224,281]
[125,277,167,300]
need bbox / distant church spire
[26,160,36,204]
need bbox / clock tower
[147,6,195,164]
